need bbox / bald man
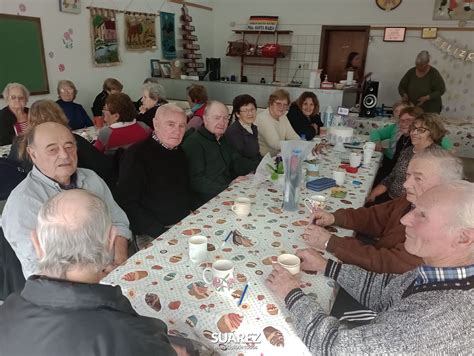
[2,122,131,278]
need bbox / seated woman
[255,89,300,156]
[342,51,362,83]
[136,82,168,129]
[186,84,208,130]
[368,113,447,204]
[287,91,323,140]
[56,80,93,130]
[0,83,29,145]
[8,100,116,187]
[91,78,123,117]
[225,94,261,162]
[94,93,151,154]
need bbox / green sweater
[182,127,259,207]
[398,67,446,113]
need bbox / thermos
[323,105,334,127]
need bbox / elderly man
[182,101,259,206]
[116,104,193,237]
[0,190,176,356]
[267,181,473,354]
[2,122,131,278]
[302,150,464,273]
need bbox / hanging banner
[90,8,120,66]
[160,12,176,60]
[432,36,474,63]
[125,12,157,50]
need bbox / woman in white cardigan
[255,89,300,156]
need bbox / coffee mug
[363,150,373,166]
[203,259,235,293]
[306,163,319,178]
[277,254,301,275]
[232,197,251,217]
[349,152,362,168]
[303,194,327,212]
[189,235,208,263]
[363,142,376,151]
[333,169,346,186]
[93,116,104,128]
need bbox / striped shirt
[14,121,29,136]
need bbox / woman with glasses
[0,83,29,145]
[368,113,447,204]
[56,80,93,130]
[287,91,323,140]
[225,94,261,162]
[255,89,300,156]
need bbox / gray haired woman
[398,50,446,113]
[0,82,29,145]
[136,81,167,129]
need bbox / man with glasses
[183,101,259,206]
[0,82,29,145]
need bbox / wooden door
[319,26,369,84]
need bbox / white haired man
[266,181,473,354]
[0,190,176,355]
[2,122,131,278]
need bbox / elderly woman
[56,80,93,130]
[186,84,208,130]
[0,83,29,145]
[225,94,261,162]
[91,78,123,117]
[136,82,167,129]
[255,89,300,156]
[398,50,445,113]
[368,113,447,203]
[94,93,151,154]
[287,91,323,140]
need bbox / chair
[0,227,25,301]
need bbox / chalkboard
[0,14,49,97]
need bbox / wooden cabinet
[227,30,292,82]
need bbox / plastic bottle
[308,70,320,89]
[323,105,333,127]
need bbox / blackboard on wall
[0,14,49,97]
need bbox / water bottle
[323,105,333,127]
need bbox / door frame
[318,25,370,80]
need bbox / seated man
[182,101,259,207]
[0,190,176,356]
[267,181,473,354]
[302,150,464,273]
[2,122,131,278]
[117,104,193,237]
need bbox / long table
[101,149,382,355]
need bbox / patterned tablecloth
[354,117,474,158]
[102,149,382,355]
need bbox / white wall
[212,0,474,119]
[0,0,214,114]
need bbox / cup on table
[363,142,376,167]
[93,116,104,128]
[277,254,301,275]
[202,259,235,293]
[349,152,362,168]
[232,197,251,217]
[188,235,208,263]
[333,169,346,186]
[306,163,319,179]
[319,127,328,136]
[303,194,327,212]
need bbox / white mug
[349,152,362,168]
[203,259,235,293]
[363,142,376,151]
[278,254,301,275]
[189,235,208,263]
[303,194,327,212]
[363,150,373,166]
[231,197,251,217]
[333,169,346,186]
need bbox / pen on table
[221,230,233,248]
[238,283,249,306]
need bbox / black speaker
[359,81,379,117]
[205,58,221,81]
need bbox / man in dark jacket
[0,189,177,356]
[182,101,259,207]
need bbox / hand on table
[416,95,430,106]
[309,209,335,227]
[367,184,387,202]
[231,175,249,184]
[302,224,331,250]
[266,264,300,300]
[296,248,328,273]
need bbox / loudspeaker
[205,58,221,81]
[359,81,379,117]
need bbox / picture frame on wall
[383,27,406,42]
[159,61,172,78]
[59,0,81,14]
[150,59,161,77]
[421,27,438,39]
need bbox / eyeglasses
[410,126,430,134]
[102,108,110,114]
[9,95,25,101]
[273,101,289,109]
[60,88,74,93]
[239,108,256,115]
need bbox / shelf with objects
[226,30,292,82]
[180,4,204,77]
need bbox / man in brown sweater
[302,150,463,274]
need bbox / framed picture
[59,0,81,14]
[422,27,438,39]
[383,27,406,42]
[150,59,161,77]
[159,61,171,78]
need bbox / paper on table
[252,153,274,186]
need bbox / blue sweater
[56,99,93,130]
